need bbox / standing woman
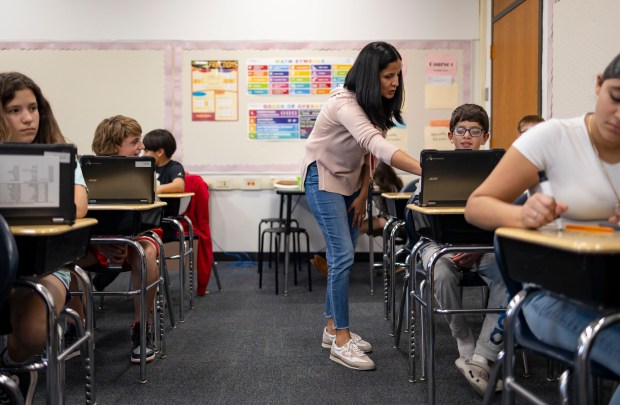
[302,41,421,370]
[0,71,88,403]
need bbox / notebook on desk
[0,143,77,225]
[80,155,156,204]
[418,149,504,206]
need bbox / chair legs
[258,227,311,295]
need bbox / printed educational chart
[246,58,353,95]
[191,60,239,121]
[248,103,323,140]
[424,54,459,109]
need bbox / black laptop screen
[419,149,505,206]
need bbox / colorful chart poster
[248,103,323,140]
[247,58,353,95]
[192,60,239,121]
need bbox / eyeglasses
[452,126,485,137]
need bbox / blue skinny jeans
[304,162,360,329]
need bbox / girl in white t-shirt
[465,52,620,403]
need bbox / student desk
[406,204,499,405]
[10,218,98,405]
[275,189,304,296]
[158,193,195,321]
[158,192,194,218]
[87,201,169,383]
[380,192,412,331]
[494,227,620,404]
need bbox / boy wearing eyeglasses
[417,104,508,397]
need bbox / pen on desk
[565,224,614,233]
[538,171,562,230]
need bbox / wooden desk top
[382,192,413,199]
[496,227,620,254]
[407,204,465,215]
[87,201,167,211]
[10,217,99,236]
[157,192,194,198]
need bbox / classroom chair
[258,217,298,273]
[182,175,221,296]
[482,234,619,405]
[258,224,311,295]
[0,214,18,312]
[407,213,503,403]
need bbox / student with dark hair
[466,52,620,404]
[517,114,545,136]
[302,41,421,371]
[143,129,185,194]
[359,162,403,236]
[0,71,88,403]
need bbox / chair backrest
[182,174,211,237]
[0,214,19,308]
[400,178,419,193]
[493,233,524,298]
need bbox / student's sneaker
[455,357,503,397]
[329,339,375,371]
[321,328,372,353]
[130,322,156,364]
[0,350,38,405]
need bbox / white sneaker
[455,357,503,397]
[329,339,375,371]
[321,328,372,353]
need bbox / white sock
[472,353,488,365]
[456,334,475,359]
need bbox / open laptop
[80,155,156,204]
[0,143,77,225]
[418,149,505,206]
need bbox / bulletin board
[0,40,471,174]
[0,45,169,157]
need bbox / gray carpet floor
[41,260,578,404]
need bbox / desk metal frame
[406,205,504,405]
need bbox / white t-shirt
[513,114,620,222]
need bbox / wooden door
[491,0,542,149]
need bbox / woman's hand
[520,192,568,229]
[348,195,367,229]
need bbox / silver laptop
[419,149,504,206]
[80,155,156,204]
[0,143,77,225]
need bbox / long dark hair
[0,72,65,144]
[344,41,404,131]
[603,52,620,81]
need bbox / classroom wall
[1,0,485,255]
[2,0,479,42]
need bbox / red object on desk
[181,174,214,295]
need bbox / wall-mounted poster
[246,58,353,95]
[192,60,239,121]
[248,103,323,140]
